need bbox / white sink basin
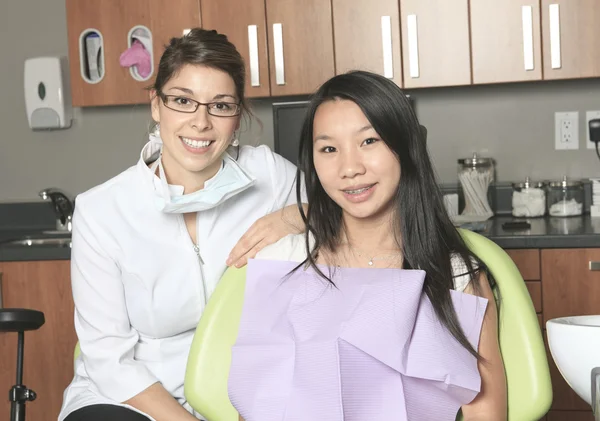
[547,315,600,410]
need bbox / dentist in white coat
[59,28,307,421]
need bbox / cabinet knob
[590,261,600,271]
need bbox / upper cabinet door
[265,0,335,96]
[149,0,202,67]
[332,0,402,87]
[66,0,200,107]
[201,0,270,98]
[470,0,543,84]
[400,0,471,88]
[541,0,600,80]
[66,0,148,106]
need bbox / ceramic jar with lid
[511,177,546,217]
[547,176,584,217]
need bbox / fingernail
[226,258,232,265]
[235,262,240,268]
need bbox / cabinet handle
[407,14,419,78]
[248,25,260,87]
[273,23,285,85]
[381,16,393,79]
[549,4,562,69]
[0,272,3,309]
[521,5,535,71]
[591,261,600,271]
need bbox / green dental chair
[184,229,553,420]
[77,229,553,420]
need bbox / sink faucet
[38,188,75,232]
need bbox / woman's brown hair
[151,28,250,117]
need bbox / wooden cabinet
[541,248,600,418]
[541,0,600,81]
[0,261,76,421]
[148,1,203,76]
[66,0,201,107]
[332,0,402,87]
[470,0,543,84]
[201,0,271,98]
[547,411,594,421]
[399,0,471,88]
[65,0,600,104]
[505,248,540,280]
[503,248,600,420]
[265,0,335,96]
[505,249,543,328]
[542,248,600,322]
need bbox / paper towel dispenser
[24,56,73,130]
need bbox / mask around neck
[150,149,256,214]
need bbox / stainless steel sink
[4,237,72,248]
[41,230,72,236]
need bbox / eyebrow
[212,94,238,101]
[314,125,374,142]
[167,87,237,101]
[168,86,194,95]
[314,134,331,142]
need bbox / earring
[231,135,239,147]
[151,123,161,137]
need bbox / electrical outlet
[586,110,600,149]
[555,111,579,150]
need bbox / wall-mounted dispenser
[24,56,73,130]
[79,29,105,84]
[120,25,154,81]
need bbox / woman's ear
[150,90,161,124]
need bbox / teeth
[181,137,211,148]
[345,187,370,194]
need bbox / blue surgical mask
[147,137,256,214]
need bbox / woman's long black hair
[294,70,495,358]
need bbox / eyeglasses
[158,93,241,117]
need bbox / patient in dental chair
[228,71,507,421]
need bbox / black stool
[0,309,45,421]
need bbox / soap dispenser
[24,56,73,130]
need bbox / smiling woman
[150,64,243,194]
[58,28,308,421]
[313,101,401,219]
[231,71,507,421]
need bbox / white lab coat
[58,140,303,421]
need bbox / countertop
[466,214,600,249]
[0,228,72,262]
[0,215,599,262]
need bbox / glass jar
[457,153,495,217]
[547,176,584,217]
[511,177,546,217]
